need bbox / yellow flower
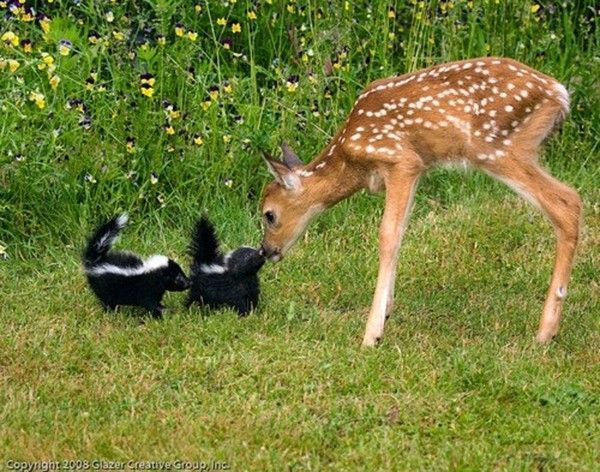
[222,134,231,144]
[287,4,295,13]
[388,9,396,19]
[195,4,202,13]
[223,82,233,94]
[157,35,166,46]
[106,11,114,22]
[21,40,32,53]
[126,139,136,153]
[175,24,185,37]
[21,10,34,22]
[201,99,212,111]
[140,85,154,97]
[150,173,158,184]
[187,31,198,41]
[217,17,227,26]
[168,109,181,120]
[247,10,257,20]
[49,75,60,89]
[8,59,19,73]
[165,125,175,135]
[209,89,219,101]
[193,135,204,145]
[530,4,540,13]
[286,82,298,93]
[231,23,241,34]
[40,18,51,34]
[112,30,124,41]
[1,31,19,46]
[39,53,54,70]
[28,91,46,109]
[58,43,71,56]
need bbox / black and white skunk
[187,217,265,316]
[83,213,190,317]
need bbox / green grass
[1,0,599,468]
[2,181,599,468]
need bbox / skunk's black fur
[83,214,190,316]
[187,217,265,315]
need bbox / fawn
[260,57,581,347]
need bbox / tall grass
[0,0,598,257]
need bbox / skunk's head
[165,259,191,291]
[226,246,265,277]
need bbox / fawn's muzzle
[260,243,282,262]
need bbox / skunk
[83,213,190,316]
[187,217,265,316]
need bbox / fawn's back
[340,57,568,165]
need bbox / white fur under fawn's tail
[552,82,570,125]
[84,213,128,267]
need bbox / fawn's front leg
[362,167,421,347]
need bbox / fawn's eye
[264,210,275,225]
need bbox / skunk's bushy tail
[83,213,128,267]
[189,216,221,265]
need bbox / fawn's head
[260,144,324,261]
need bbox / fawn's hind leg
[482,155,581,342]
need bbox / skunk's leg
[150,305,164,318]
[143,299,164,318]
[103,302,117,313]
[234,299,252,317]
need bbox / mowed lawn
[1,172,598,470]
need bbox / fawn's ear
[262,152,301,190]
[280,142,303,169]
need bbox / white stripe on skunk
[86,254,169,277]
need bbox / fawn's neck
[300,145,369,209]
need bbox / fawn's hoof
[362,333,382,347]
[536,329,557,344]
